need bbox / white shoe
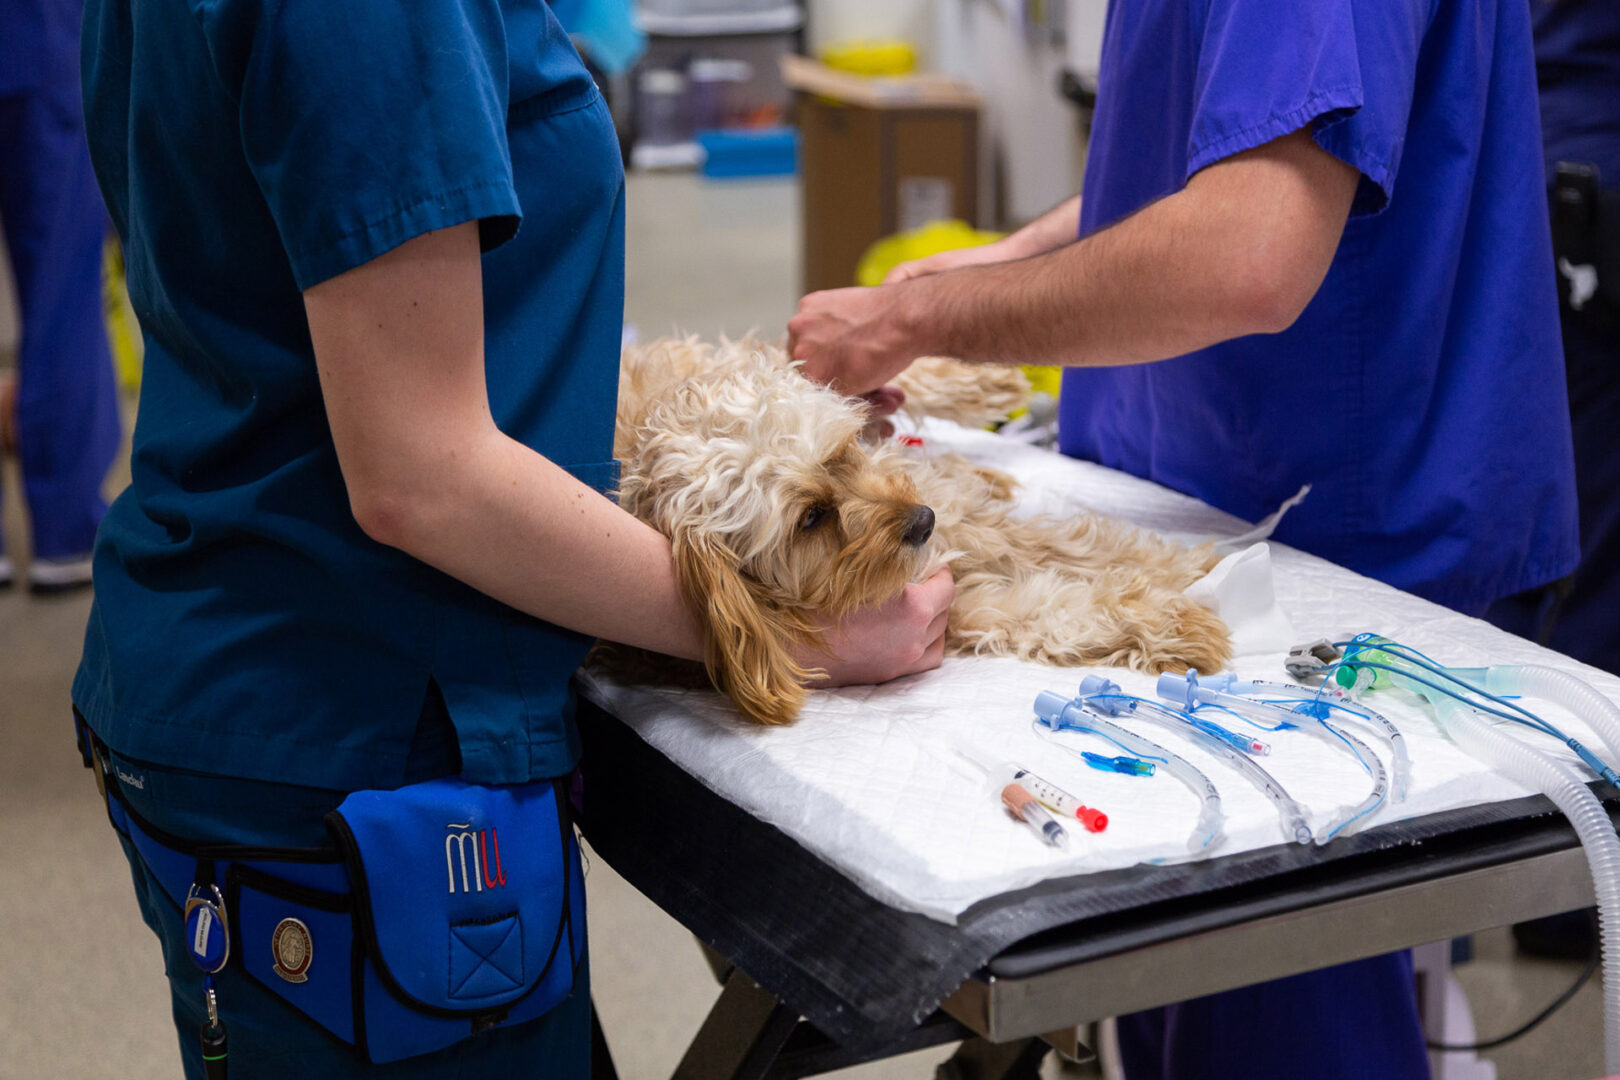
[29,553,94,594]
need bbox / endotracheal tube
[1058,676,1312,846]
[1033,689,1224,856]
[1157,670,1391,843]
[1335,636,1620,1074]
[1186,674,1412,803]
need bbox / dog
[608,336,1232,726]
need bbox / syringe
[994,763,1109,832]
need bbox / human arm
[304,221,949,679]
[882,195,1082,283]
[789,128,1359,394]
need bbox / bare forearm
[1000,194,1083,259]
[900,133,1356,369]
[361,428,706,661]
[791,129,1359,393]
[307,222,953,685]
[901,191,1279,369]
[305,224,702,660]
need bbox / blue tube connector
[1082,751,1156,776]
[1077,675,1135,716]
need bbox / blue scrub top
[0,0,78,94]
[73,0,626,790]
[1058,0,1579,612]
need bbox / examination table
[573,422,1620,1079]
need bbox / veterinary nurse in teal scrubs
[73,1,952,1074]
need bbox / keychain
[183,880,230,1079]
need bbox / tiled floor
[0,172,1605,1079]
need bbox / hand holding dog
[800,566,954,687]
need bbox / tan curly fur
[610,336,1232,726]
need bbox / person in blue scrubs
[786,0,1574,1076]
[1488,0,1620,677]
[0,0,121,592]
[76,0,953,1075]
[1488,0,1620,963]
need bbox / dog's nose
[902,505,936,547]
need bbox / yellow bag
[103,237,143,393]
[818,40,917,78]
[855,220,1060,407]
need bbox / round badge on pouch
[271,917,313,983]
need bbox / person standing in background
[1488,0,1620,678]
[0,0,122,593]
[1486,0,1620,963]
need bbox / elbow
[338,431,490,551]
[1222,254,1326,337]
[1241,278,1315,336]
[347,481,422,550]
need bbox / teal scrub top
[73,0,625,790]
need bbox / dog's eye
[800,504,830,531]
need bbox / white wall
[1067,0,1107,77]
[932,0,1079,225]
[804,0,934,64]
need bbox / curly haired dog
[611,337,1232,725]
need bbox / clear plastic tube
[1432,697,1620,1073]
[1032,693,1223,854]
[1308,719,1388,842]
[1214,677,1411,802]
[1073,684,1313,845]
[1371,661,1620,1073]
[1158,673,1389,841]
[1482,665,1620,770]
[1337,639,1620,786]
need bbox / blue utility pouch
[77,709,586,1065]
[227,777,585,1063]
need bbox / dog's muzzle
[902,505,936,547]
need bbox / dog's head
[617,343,936,725]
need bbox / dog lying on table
[606,336,1231,726]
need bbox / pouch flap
[328,777,571,1015]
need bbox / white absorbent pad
[578,420,1620,924]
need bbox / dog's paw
[892,356,1031,428]
[1144,597,1233,674]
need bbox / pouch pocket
[230,777,585,1063]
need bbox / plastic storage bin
[638,0,795,24]
[688,58,753,130]
[697,127,798,178]
[635,68,691,146]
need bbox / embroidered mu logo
[445,822,507,894]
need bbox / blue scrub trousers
[0,53,121,561]
[1115,952,1430,1080]
[102,706,592,1079]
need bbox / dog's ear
[672,529,818,726]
